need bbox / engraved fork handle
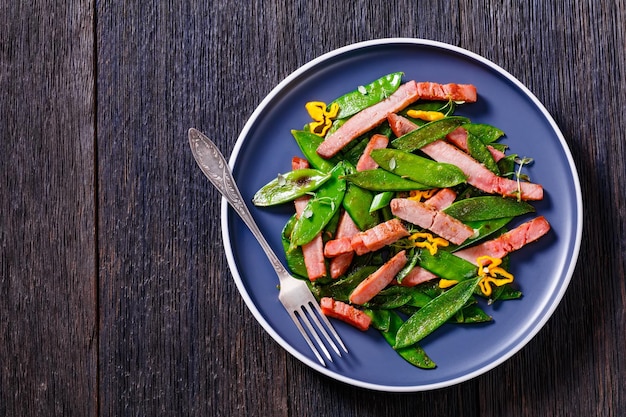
[188,128,291,282]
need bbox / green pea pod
[290,163,346,248]
[395,276,481,349]
[418,249,477,282]
[342,168,430,191]
[371,148,467,188]
[463,123,505,144]
[365,292,413,309]
[466,132,500,174]
[443,196,535,222]
[375,285,432,308]
[280,214,308,278]
[395,249,420,284]
[329,72,404,119]
[252,169,331,206]
[291,130,338,173]
[363,308,391,332]
[341,162,380,230]
[391,116,470,152]
[453,304,493,323]
[383,311,436,369]
[369,191,395,212]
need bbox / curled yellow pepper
[407,109,446,122]
[409,232,449,255]
[306,101,339,137]
[408,189,438,202]
[476,255,514,296]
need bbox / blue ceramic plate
[221,39,582,391]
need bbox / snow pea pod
[463,123,504,144]
[329,72,404,119]
[391,116,470,152]
[371,148,467,188]
[291,129,338,173]
[395,276,481,349]
[363,308,391,332]
[280,214,308,278]
[252,168,331,206]
[418,249,477,282]
[395,249,420,284]
[342,168,430,191]
[383,311,436,369]
[290,163,346,248]
[341,163,380,230]
[444,196,535,222]
[466,132,499,174]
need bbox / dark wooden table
[2,1,625,416]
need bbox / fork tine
[287,309,327,366]
[297,307,333,362]
[310,303,349,354]
[302,302,343,356]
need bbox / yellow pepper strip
[408,188,438,202]
[476,255,514,296]
[439,278,459,289]
[407,109,446,122]
[409,232,449,255]
[306,101,339,137]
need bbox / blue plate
[221,39,582,391]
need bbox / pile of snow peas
[252,72,546,369]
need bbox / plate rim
[219,38,583,392]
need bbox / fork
[188,128,348,366]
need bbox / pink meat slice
[423,188,457,211]
[329,212,360,279]
[351,218,410,256]
[292,157,327,281]
[349,250,408,305]
[422,140,543,200]
[415,82,477,103]
[398,266,438,287]
[356,134,389,171]
[316,81,421,158]
[454,216,551,263]
[390,198,474,245]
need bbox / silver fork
[188,128,348,366]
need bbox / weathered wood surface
[1,1,624,416]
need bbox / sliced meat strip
[349,250,408,305]
[329,211,360,279]
[356,134,389,171]
[320,297,372,331]
[350,218,410,256]
[454,216,551,263]
[316,81,421,158]
[398,266,438,287]
[422,140,544,200]
[415,81,477,103]
[390,198,474,245]
[423,188,457,211]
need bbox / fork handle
[188,128,291,281]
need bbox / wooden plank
[459,1,626,416]
[0,1,97,416]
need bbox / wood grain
[1,0,625,416]
[0,1,97,416]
